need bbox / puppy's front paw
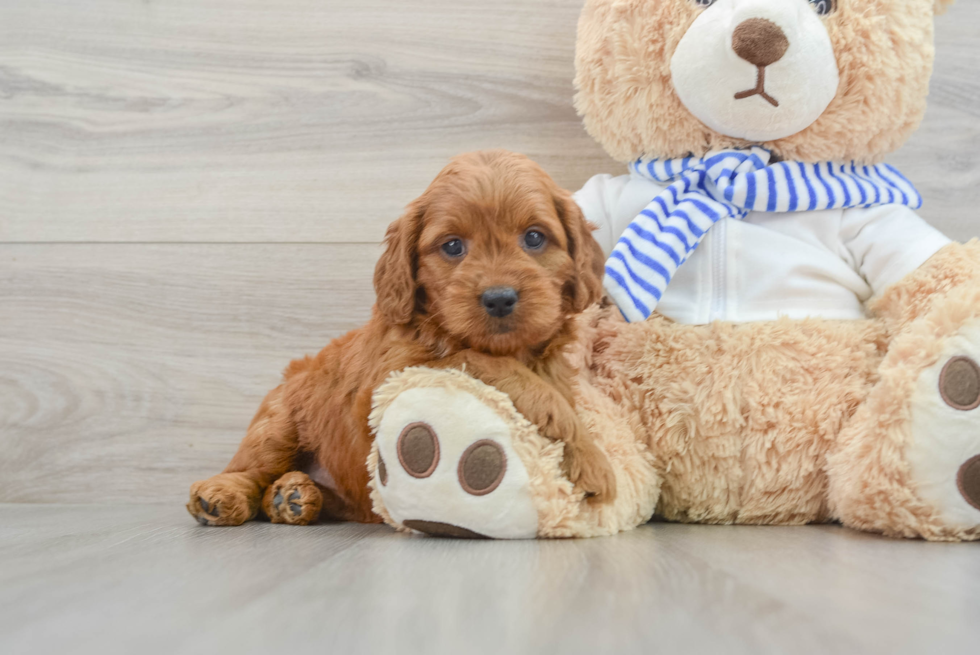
[562,441,617,504]
[531,406,618,504]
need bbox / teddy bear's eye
[809,0,836,16]
[693,0,717,7]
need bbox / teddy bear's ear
[934,0,955,14]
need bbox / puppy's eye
[523,230,546,251]
[809,0,835,15]
[441,238,466,258]
[693,0,717,7]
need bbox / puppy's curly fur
[187,150,615,526]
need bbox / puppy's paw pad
[263,472,322,526]
[186,479,254,527]
[198,498,220,518]
[187,493,219,526]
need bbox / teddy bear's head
[575,0,955,164]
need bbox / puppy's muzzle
[481,287,519,318]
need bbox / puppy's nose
[732,18,789,68]
[481,287,519,318]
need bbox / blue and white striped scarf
[604,147,923,322]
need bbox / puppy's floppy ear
[374,198,425,325]
[555,189,605,313]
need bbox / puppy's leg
[187,385,299,526]
[429,352,617,503]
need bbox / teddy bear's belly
[597,315,886,525]
[657,217,873,325]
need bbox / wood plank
[0,243,377,504]
[1,2,977,243]
[893,7,980,243]
[669,524,980,654]
[0,0,616,243]
[2,506,979,655]
[1,4,978,506]
[0,504,380,655]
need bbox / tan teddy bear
[368,0,980,541]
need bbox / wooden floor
[1,505,978,655]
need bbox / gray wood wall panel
[897,10,980,244]
[0,0,616,243]
[0,1,977,504]
[0,244,376,503]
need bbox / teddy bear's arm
[840,204,951,297]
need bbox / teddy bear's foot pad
[402,520,490,539]
[908,322,980,533]
[372,380,540,539]
[958,455,980,511]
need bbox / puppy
[187,150,616,527]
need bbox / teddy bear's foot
[368,366,661,539]
[369,371,542,539]
[905,323,980,535]
[832,300,980,541]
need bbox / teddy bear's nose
[732,18,789,68]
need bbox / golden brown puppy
[187,150,616,527]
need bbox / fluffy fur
[186,150,614,527]
[829,241,980,541]
[575,0,946,164]
[365,0,980,541]
[592,313,886,526]
[592,241,980,540]
[368,334,662,539]
[368,244,980,541]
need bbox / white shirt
[574,172,951,325]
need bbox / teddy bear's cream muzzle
[671,0,839,142]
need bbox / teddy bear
[366,0,980,541]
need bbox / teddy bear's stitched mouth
[734,66,779,107]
